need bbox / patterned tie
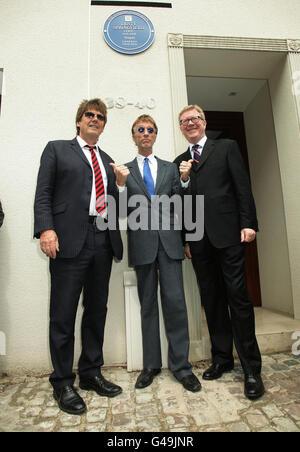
[143,157,155,196]
[85,145,106,216]
[192,144,201,164]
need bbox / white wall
[244,83,294,315]
[0,0,92,375]
[269,55,300,319]
[1,0,300,374]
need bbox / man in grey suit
[110,115,201,392]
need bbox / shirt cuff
[180,178,190,188]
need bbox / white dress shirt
[136,152,158,185]
[76,135,108,216]
[189,135,208,159]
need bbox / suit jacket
[34,138,123,260]
[0,200,4,228]
[123,156,185,267]
[174,138,258,251]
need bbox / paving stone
[243,409,269,429]
[227,422,251,432]
[282,403,300,422]
[136,416,162,432]
[165,414,191,428]
[272,416,300,432]
[1,354,300,432]
[60,413,81,427]
[136,402,159,418]
[86,408,107,423]
[262,403,285,419]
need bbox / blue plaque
[103,10,155,55]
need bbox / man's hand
[184,243,192,259]
[110,163,130,187]
[40,230,59,259]
[241,228,256,243]
[179,159,193,182]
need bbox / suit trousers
[135,240,192,380]
[49,224,113,389]
[191,235,262,375]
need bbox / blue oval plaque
[103,10,155,55]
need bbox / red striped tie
[85,145,106,216]
[192,144,201,164]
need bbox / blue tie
[143,157,155,196]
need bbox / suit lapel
[99,149,115,192]
[192,139,215,173]
[71,138,91,168]
[72,138,116,192]
[127,158,151,199]
[154,157,167,195]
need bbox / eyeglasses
[84,111,105,121]
[137,126,155,134]
[179,116,204,127]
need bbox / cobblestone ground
[0,353,300,432]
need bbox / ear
[132,134,137,145]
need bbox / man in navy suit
[175,105,264,400]
[34,99,123,415]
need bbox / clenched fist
[179,159,193,182]
[110,163,130,187]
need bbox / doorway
[205,111,262,307]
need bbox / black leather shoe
[79,375,122,398]
[244,374,265,400]
[135,369,161,389]
[53,385,86,415]
[179,373,202,392]
[203,362,234,380]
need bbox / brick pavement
[0,352,300,432]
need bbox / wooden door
[205,111,262,307]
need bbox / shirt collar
[189,135,207,152]
[77,135,99,151]
[137,152,156,163]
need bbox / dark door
[205,111,262,307]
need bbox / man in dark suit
[0,201,4,228]
[174,105,264,400]
[111,115,201,393]
[34,98,123,415]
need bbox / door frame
[168,33,300,325]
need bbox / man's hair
[178,105,206,123]
[76,98,107,134]
[131,114,158,135]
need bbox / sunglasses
[84,111,105,121]
[137,126,155,134]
